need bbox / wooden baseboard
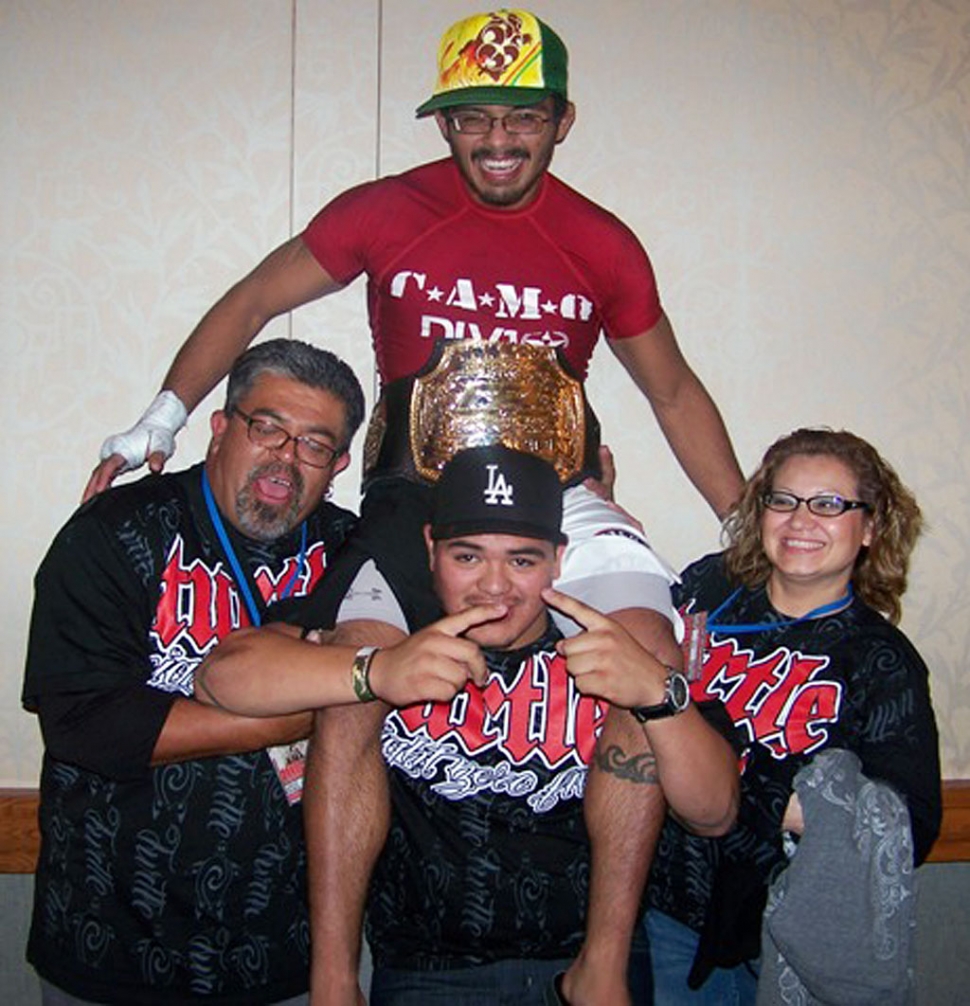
[2,781,969,873]
[0,789,40,873]
[930,780,970,863]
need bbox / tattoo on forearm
[593,744,660,784]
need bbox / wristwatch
[631,669,691,722]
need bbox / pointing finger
[541,588,609,632]
[434,604,508,638]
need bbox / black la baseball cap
[430,445,567,546]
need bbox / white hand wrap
[98,390,188,471]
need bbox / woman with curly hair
[645,428,941,1005]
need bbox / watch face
[631,670,691,722]
[668,672,690,711]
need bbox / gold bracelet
[351,646,379,703]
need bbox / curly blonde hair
[722,429,923,624]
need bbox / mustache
[471,147,531,163]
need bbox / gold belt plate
[409,341,586,483]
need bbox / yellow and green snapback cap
[416,9,569,117]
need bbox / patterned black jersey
[23,463,354,1005]
[367,622,607,970]
[648,553,941,946]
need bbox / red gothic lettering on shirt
[696,638,843,759]
[152,537,328,655]
[253,542,328,607]
[395,650,608,770]
[153,542,239,653]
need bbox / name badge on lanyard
[680,584,854,684]
[681,610,708,682]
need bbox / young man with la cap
[373,446,740,1006]
[200,445,738,1006]
[373,444,616,1006]
[84,10,743,1004]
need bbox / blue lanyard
[201,470,307,628]
[707,584,853,635]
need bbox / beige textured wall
[3,0,968,784]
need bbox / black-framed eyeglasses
[232,408,342,469]
[762,490,871,517]
[446,109,552,135]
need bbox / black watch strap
[631,669,691,722]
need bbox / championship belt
[363,340,601,489]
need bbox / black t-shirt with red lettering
[23,463,354,1005]
[367,621,606,970]
[647,552,941,947]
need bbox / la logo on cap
[483,463,514,506]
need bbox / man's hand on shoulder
[83,390,186,501]
[83,449,172,502]
[83,454,129,502]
